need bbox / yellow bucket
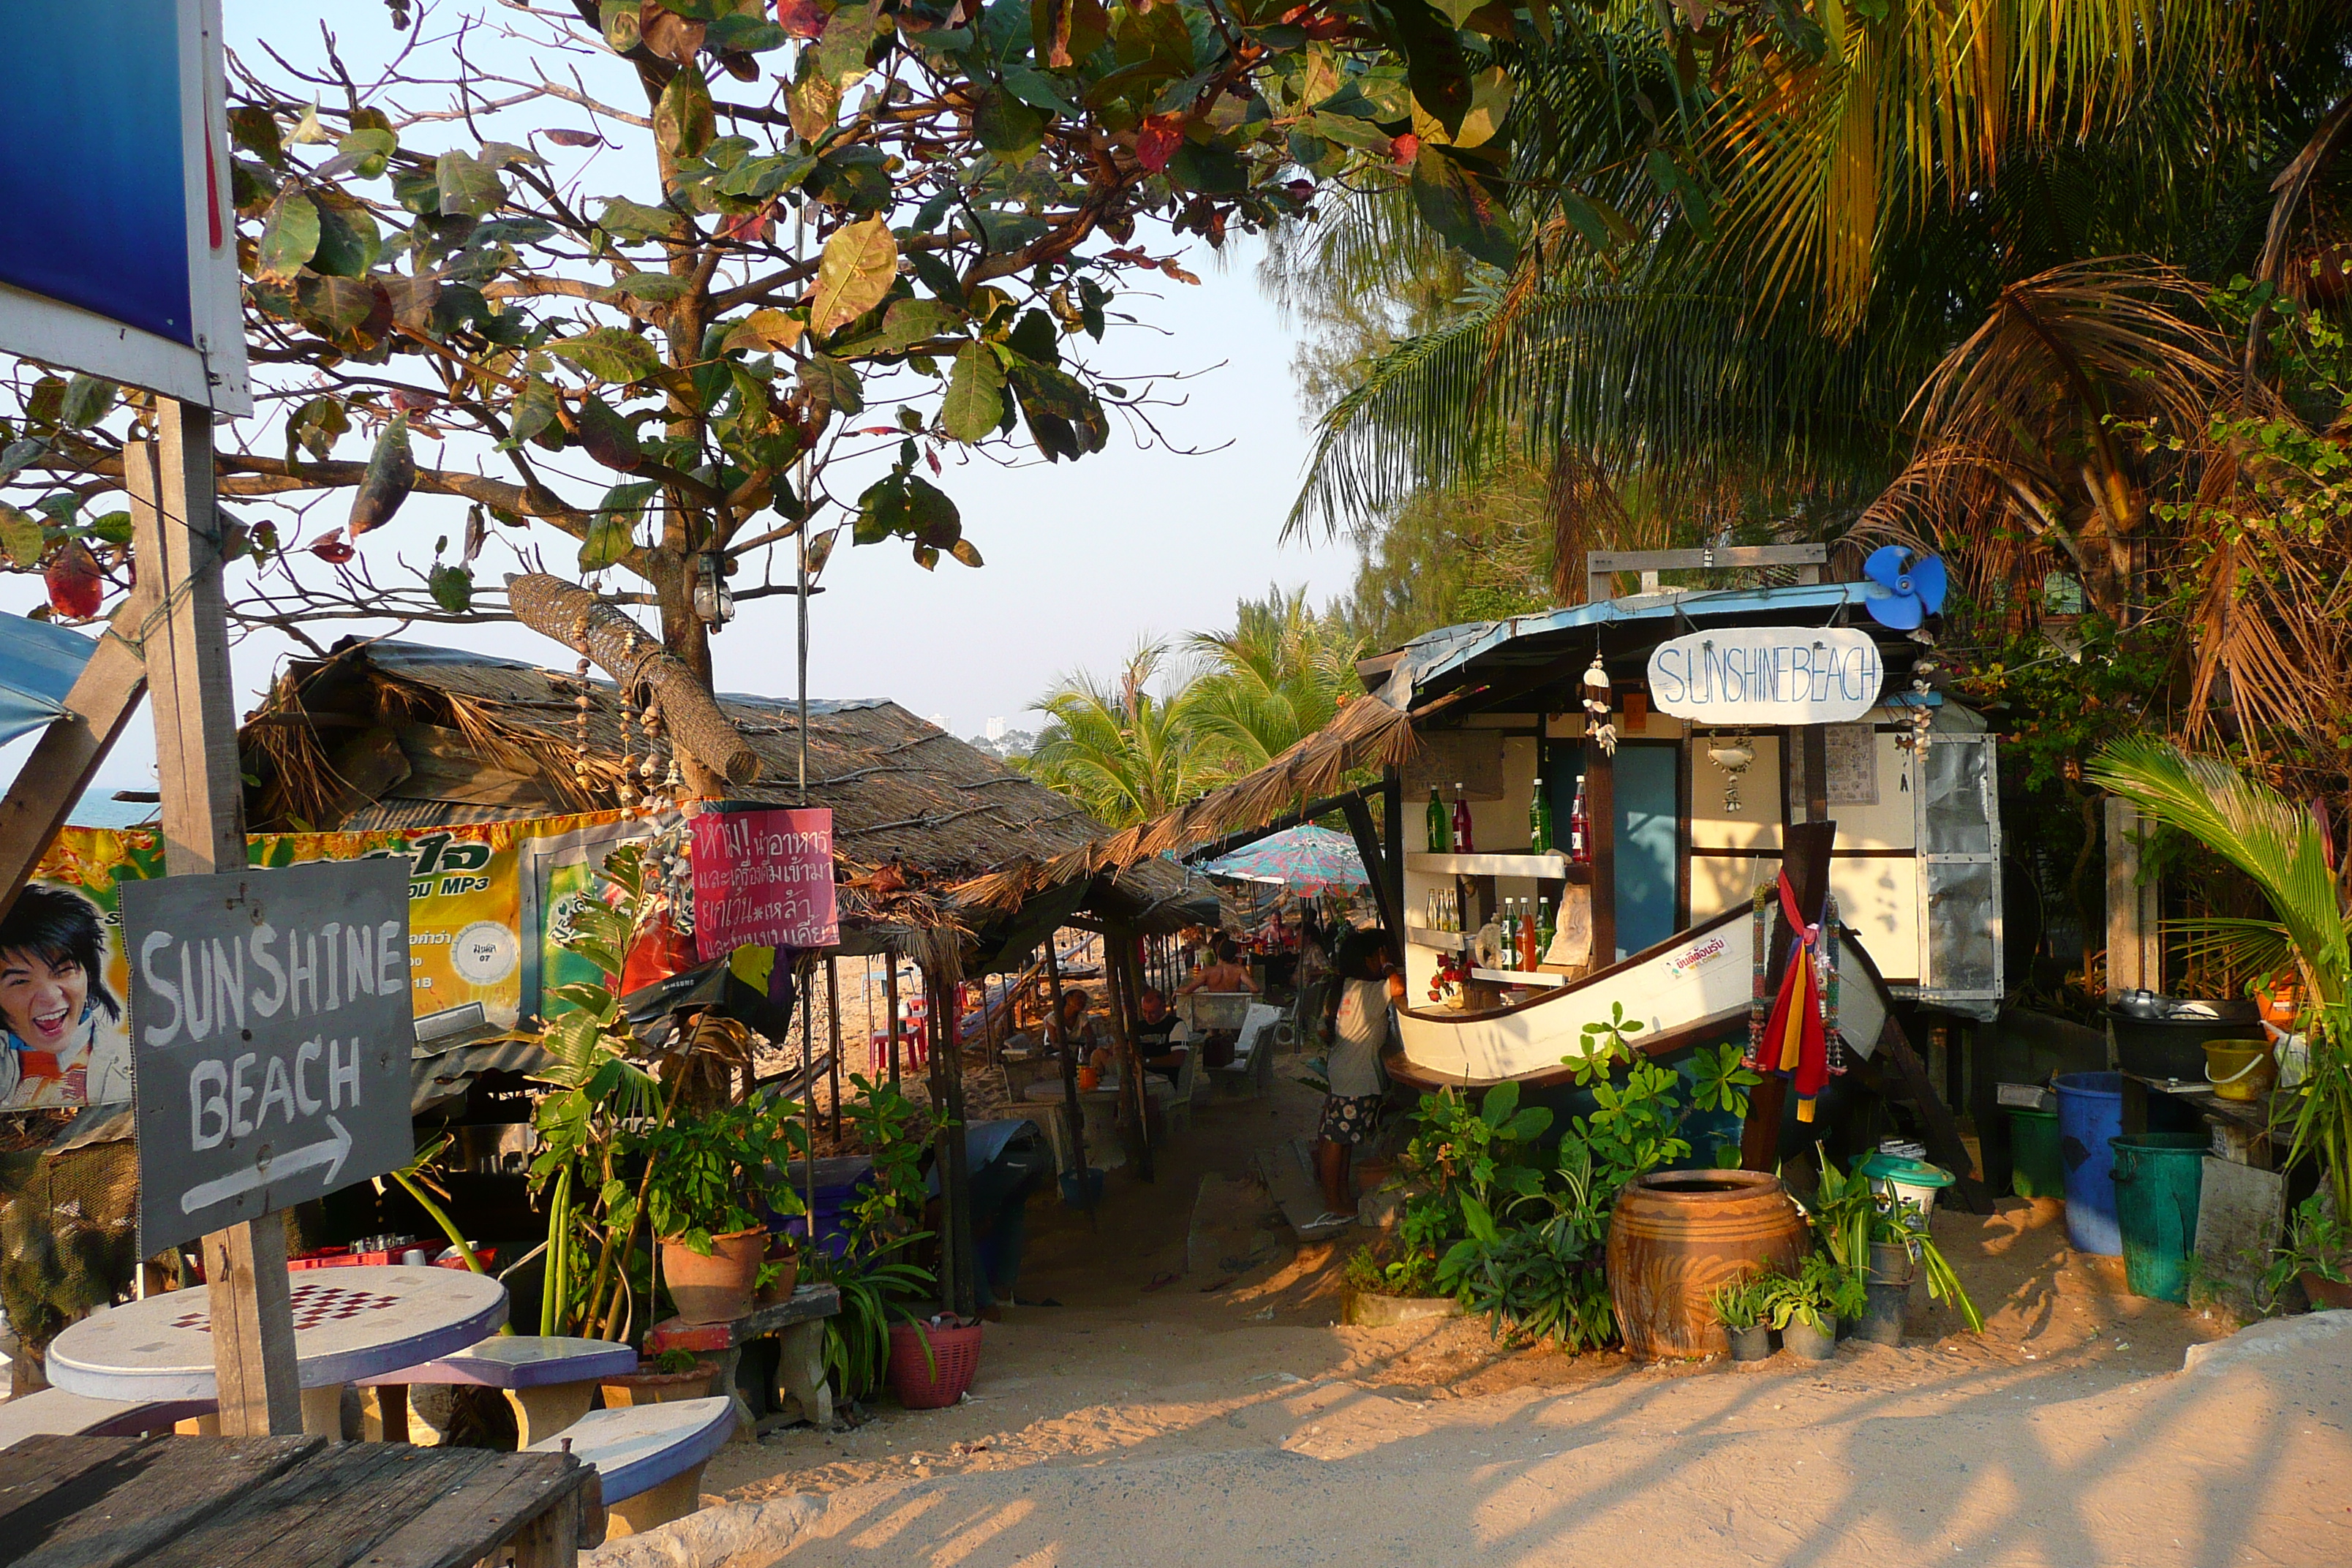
[2203,1039,2276,1101]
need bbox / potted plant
[641,1094,807,1325]
[1711,1276,1774,1362]
[1763,1257,1858,1361]
[808,1077,951,1405]
[1804,1146,1983,1337]
[2265,1194,2352,1311]
[887,1313,986,1409]
[601,1346,722,1408]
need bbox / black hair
[1334,927,1392,982]
[1215,938,1240,963]
[0,886,120,1020]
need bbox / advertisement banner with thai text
[688,806,837,960]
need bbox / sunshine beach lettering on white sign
[1645,626,1885,726]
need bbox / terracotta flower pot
[755,1251,802,1308]
[1605,1170,1808,1360]
[661,1225,766,1324]
[601,1357,720,1407]
[2301,1270,2352,1312]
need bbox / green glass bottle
[1529,769,1553,853]
[1426,784,1450,853]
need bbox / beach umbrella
[1198,824,1366,894]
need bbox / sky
[0,1,1362,801]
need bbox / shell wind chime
[1708,734,1757,813]
[1581,655,1617,755]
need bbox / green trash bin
[2008,1107,2064,1199]
[2108,1133,2209,1303]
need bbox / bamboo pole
[884,958,901,1086]
[825,956,844,1144]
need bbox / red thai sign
[688,807,839,959]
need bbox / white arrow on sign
[178,1115,353,1216]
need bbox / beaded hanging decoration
[1746,881,1844,1077]
[571,636,594,796]
[1580,654,1617,755]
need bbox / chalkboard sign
[124,860,415,1256]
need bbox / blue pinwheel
[1861,546,1948,630]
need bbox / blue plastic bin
[2054,1071,2125,1255]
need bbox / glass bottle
[1452,783,1474,854]
[1536,895,1555,955]
[1569,775,1591,864]
[1518,899,1539,971]
[1426,784,1450,854]
[1530,767,1553,855]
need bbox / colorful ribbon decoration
[1747,872,1844,1123]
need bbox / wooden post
[1042,935,1088,1185]
[1340,791,1402,960]
[1801,725,1828,823]
[1380,767,1404,949]
[823,957,843,1143]
[926,971,977,1318]
[1103,927,1153,1183]
[883,959,900,1085]
[1586,737,1616,964]
[131,406,301,1437]
[1740,820,1837,1173]
[2105,796,2160,1001]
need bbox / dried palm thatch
[237,640,1213,975]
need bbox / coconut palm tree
[1026,644,1211,829]
[1184,587,1366,774]
[2089,736,2352,1224]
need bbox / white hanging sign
[1645,626,1884,726]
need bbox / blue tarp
[0,614,94,745]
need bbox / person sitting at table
[1130,987,1191,1084]
[1055,988,1108,1061]
[1177,939,1258,996]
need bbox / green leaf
[551,327,660,384]
[347,415,418,537]
[814,7,874,87]
[1646,148,1714,243]
[808,216,898,338]
[600,0,641,50]
[578,481,657,571]
[428,562,473,613]
[655,67,716,159]
[436,150,505,218]
[941,342,1006,442]
[502,377,563,450]
[881,298,965,350]
[707,13,787,50]
[59,376,116,430]
[799,353,863,415]
[335,127,397,179]
[1166,140,1251,195]
[1381,0,1471,137]
[575,395,644,470]
[309,199,382,278]
[1411,146,1517,269]
[257,192,321,283]
[1001,64,1081,116]
[974,90,1046,159]
[0,505,45,568]
[1480,1078,1520,1128]
[598,197,684,242]
[603,271,696,304]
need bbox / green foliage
[1710,1274,1769,1333]
[805,1073,951,1403]
[639,1096,807,1254]
[2263,1194,2352,1305]
[1803,1145,1983,1334]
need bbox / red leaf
[716,201,777,244]
[774,0,829,37]
[1389,132,1419,168]
[309,529,355,565]
[543,128,606,148]
[42,541,101,619]
[388,388,437,413]
[1136,116,1184,173]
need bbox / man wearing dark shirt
[1131,987,1190,1083]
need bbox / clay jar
[1606,1169,1808,1360]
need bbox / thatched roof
[238,640,1214,968]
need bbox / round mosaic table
[45,1265,509,1403]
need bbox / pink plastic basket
[886,1319,983,1409]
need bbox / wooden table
[0,1431,600,1567]
[644,1283,840,1432]
[46,1266,508,1438]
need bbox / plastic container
[2054,1072,2125,1255]
[2108,1006,2256,1082]
[2006,1107,2065,1199]
[2201,1039,2276,1102]
[772,1156,877,1260]
[1859,1153,1955,1222]
[887,1318,984,1409]
[2108,1133,2208,1302]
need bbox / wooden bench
[644,1282,841,1436]
[527,1395,734,1537]
[0,1390,216,1450]
[0,1431,599,1567]
[355,1335,639,1447]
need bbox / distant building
[985,716,1006,742]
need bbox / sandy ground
[685,1068,2352,1568]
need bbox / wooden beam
[135,407,302,1439]
[2105,796,2159,1000]
[1341,792,1401,962]
[0,590,159,916]
[1041,935,1090,1194]
[1587,544,1828,603]
[1802,725,1828,823]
